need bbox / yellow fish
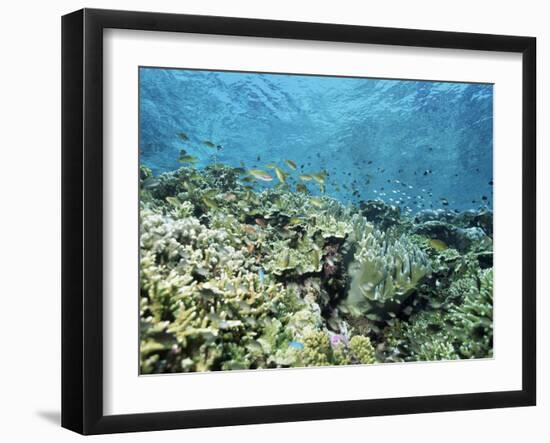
[178,155,198,164]
[311,172,326,185]
[203,189,218,199]
[299,174,313,181]
[284,159,297,170]
[273,166,287,184]
[248,169,273,181]
[165,196,179,206]
[202,196,218,209]
[429,239,448,251]
[309,197,324,208]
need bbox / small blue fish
[258,268,265,284]
[289,341,304,350]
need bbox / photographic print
[139,67,493,375]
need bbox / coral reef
[139,164,494,373]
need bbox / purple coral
[330,334,346,348]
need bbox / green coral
[381,311,459,362]
[449,268,493,358]
[300,330,332,366]
[295,331,377,367]
[381,268,493,362]
[348,335,376,364]
[345,229,431,317]
[264,234,323,276]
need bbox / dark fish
[481,195,488,201]
[488,180,493,186]
[177,132,189,141]
[440,198,449,206]
[203,140,216,148]
[368,160,373,165]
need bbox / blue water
[139,67,493,212]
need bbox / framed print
[61,8,536,435]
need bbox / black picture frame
[61,8,536,435]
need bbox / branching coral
[381,312,459,362]
[381,269,493,362]
[449,268,493,358]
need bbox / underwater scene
[139,67,493,374]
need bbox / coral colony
[138,69,493,374]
